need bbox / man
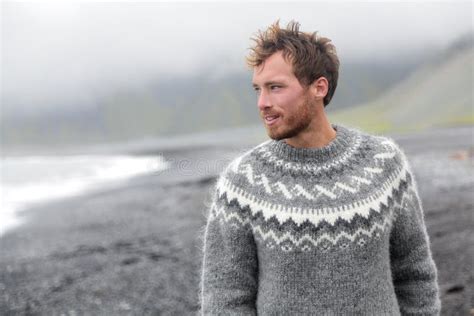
[200,20,441,315]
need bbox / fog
[2,1,472,112]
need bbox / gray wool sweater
[200,123,441,315]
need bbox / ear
[309,77,329,102]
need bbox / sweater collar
[266,123,356,164]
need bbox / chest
[245,192,396,254]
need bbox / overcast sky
[2,1,472,111]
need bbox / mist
[2,1,472,113]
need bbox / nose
[257,89,271,111]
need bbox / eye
[270,85,281,91]
[253,87,261,93]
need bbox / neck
[268,123,357,165]
[283,114,336,149]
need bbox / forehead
[252,51,296,84]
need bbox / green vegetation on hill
[330,45,473,135]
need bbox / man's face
[252,51,316,141]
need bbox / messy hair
[246,20,340,107]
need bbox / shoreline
[0,155,170,238]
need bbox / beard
[266,94,316,141]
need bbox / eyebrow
[252,81,284,88]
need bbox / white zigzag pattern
[359,167,384,183]
[243,164,255,184]
[260,173,272,195]
[216,161,409,227]
[335,182,357,193]
[276,182,293,199]
[211,206,247,223]
[393,185,417,215]
[374,152,397,160]
[295,184,317,199]
[352,175,372,185]
[233,145,395,201]
[211,197,395,251]
[254,215,391,251]
[231,164,383,200]
[235,165,379,200]
[314,184,337,199]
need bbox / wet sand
[1,126,473,315]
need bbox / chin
[267,126,297,140]
[267,129,288,141]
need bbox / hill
[330,35,473,134]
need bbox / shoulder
[351,127,411,173]
[213,140,271,191]
[373,134,410,169]
[207,141,270,221]
[349,129,420,200]
[219,140,271,176]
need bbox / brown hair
[246,20,340,107]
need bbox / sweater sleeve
[200,175,259,315]
[389,153,441,315]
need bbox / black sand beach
[1,126,473,315]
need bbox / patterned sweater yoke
[200,123,441,315]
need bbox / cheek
[275,93,301,113]
[286,100,311,124]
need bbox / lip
[264,115,280,126]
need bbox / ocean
[0,154,168,236]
